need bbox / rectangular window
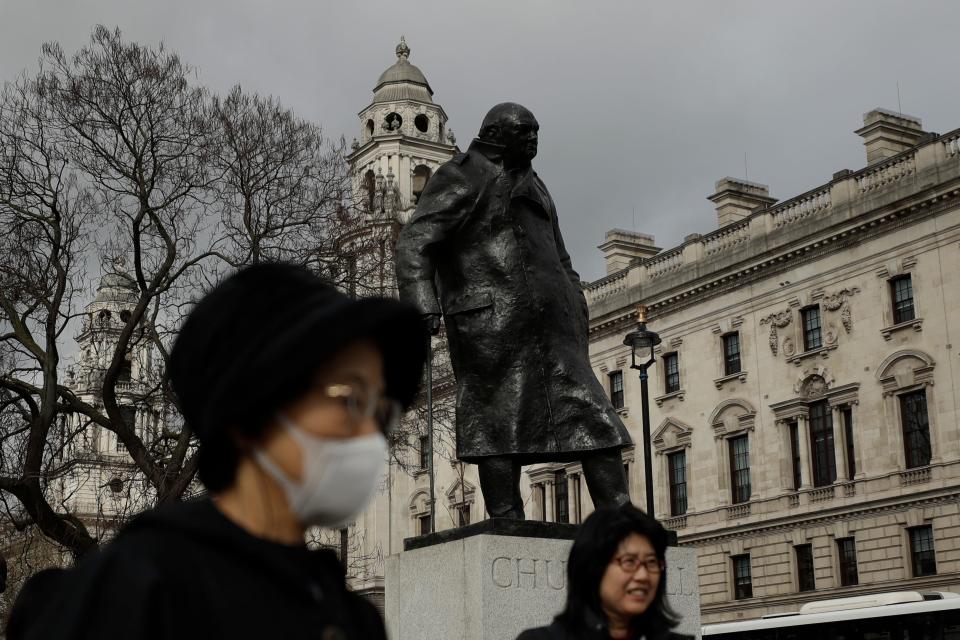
[117,406,136,452]
[609,371,625,410]
[795,544,815,592]
[809,401,837,487]
[732,554,753,600]
[723,333,742,376]
[842,406,856,479]
[891,275,916,324]
[418,514,432,536]
[837,537,859,586]
[668,450,688,516]
[900,390,932,469]
[663,353,680,394]
[729,435,751,504]
[418,435,429,470]
[909,525,937,577]
[457,504,471,527]
[554,471,569,524]
[802,306,823,351]
[339,528,349,570]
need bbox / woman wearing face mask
[517,504,688,640]
[22,263,427,640]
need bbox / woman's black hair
[557,503,679,638]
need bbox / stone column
[831,405,847,482]
[715,437,730,506]
[850,401,866,479]
[797,415,813,489]
[544,481,555,522]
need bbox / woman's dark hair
[557,503,679,638]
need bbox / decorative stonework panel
[760,309,792,355]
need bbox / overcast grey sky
[2,0,958,281]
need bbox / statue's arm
[395,162,477,316]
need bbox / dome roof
[92,258,138,304]
[372,37,434,104]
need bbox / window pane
[837,537,858,586]
[790,422,802,490]
[664,353,680,394]
[808,401,836,487]
[419,514,432,536]
[802,307,822,351]
[796,544,815,592]
[891,275,916,324]
[668,450,688,516]
[900,390,931,468]
[723,333,742,376]
[609,371,624,409]
[842,406,856,479]
[419,435,429,470]
[732,554,753,600]
[554,471,569,524]
[729,435,751,504]
[910,525,937,577]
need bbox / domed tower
[348,36,458,224]
[53,258,162,518]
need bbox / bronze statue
[395,103,632,519]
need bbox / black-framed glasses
[612,554,664,575]
[320,381,402,432]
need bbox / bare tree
[0,26,365,571]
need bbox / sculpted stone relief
[759,309,792,356]
[822,286,860,334]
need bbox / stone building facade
[583,110,960,622]
[340,40,960,623]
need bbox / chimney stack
[855,109,925,164]
[708,178,777,228]
[598,229,660,275]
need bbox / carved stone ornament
[825,324,839,346]
[760,309,793,356]
[782,336,796,357]
[802,374,827,398]
[822,287,860,334]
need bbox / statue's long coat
[395,139,632,462]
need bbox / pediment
[652,418,693,451]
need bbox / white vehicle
[702,591,960,639]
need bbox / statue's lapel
[510,169,551,218]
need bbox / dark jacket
[517,618,693,640]
[22,499,386,640]
[395,139,632,462]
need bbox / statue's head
[478,103,539,167]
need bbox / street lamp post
[623,304,662,517]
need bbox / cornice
[676,489,960,548]
[588,187,960,342]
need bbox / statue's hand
[423,313,442,336]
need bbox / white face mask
[254,416,388,529]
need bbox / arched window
[412,165,432,203]
[363,170,376,211]
[365,119,374,138]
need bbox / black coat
[395,139,632,462]
[21,499,386,640]
[516,618,693,640]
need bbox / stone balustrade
[769,186,832,228]
[585,126,960,311]
[855,152,916,193]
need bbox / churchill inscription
[490,556,566,590]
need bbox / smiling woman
[516,504,688,640]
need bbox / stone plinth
[384,519,700,640]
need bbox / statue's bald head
[477,103,539,167]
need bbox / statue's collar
[468,138,506,163]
